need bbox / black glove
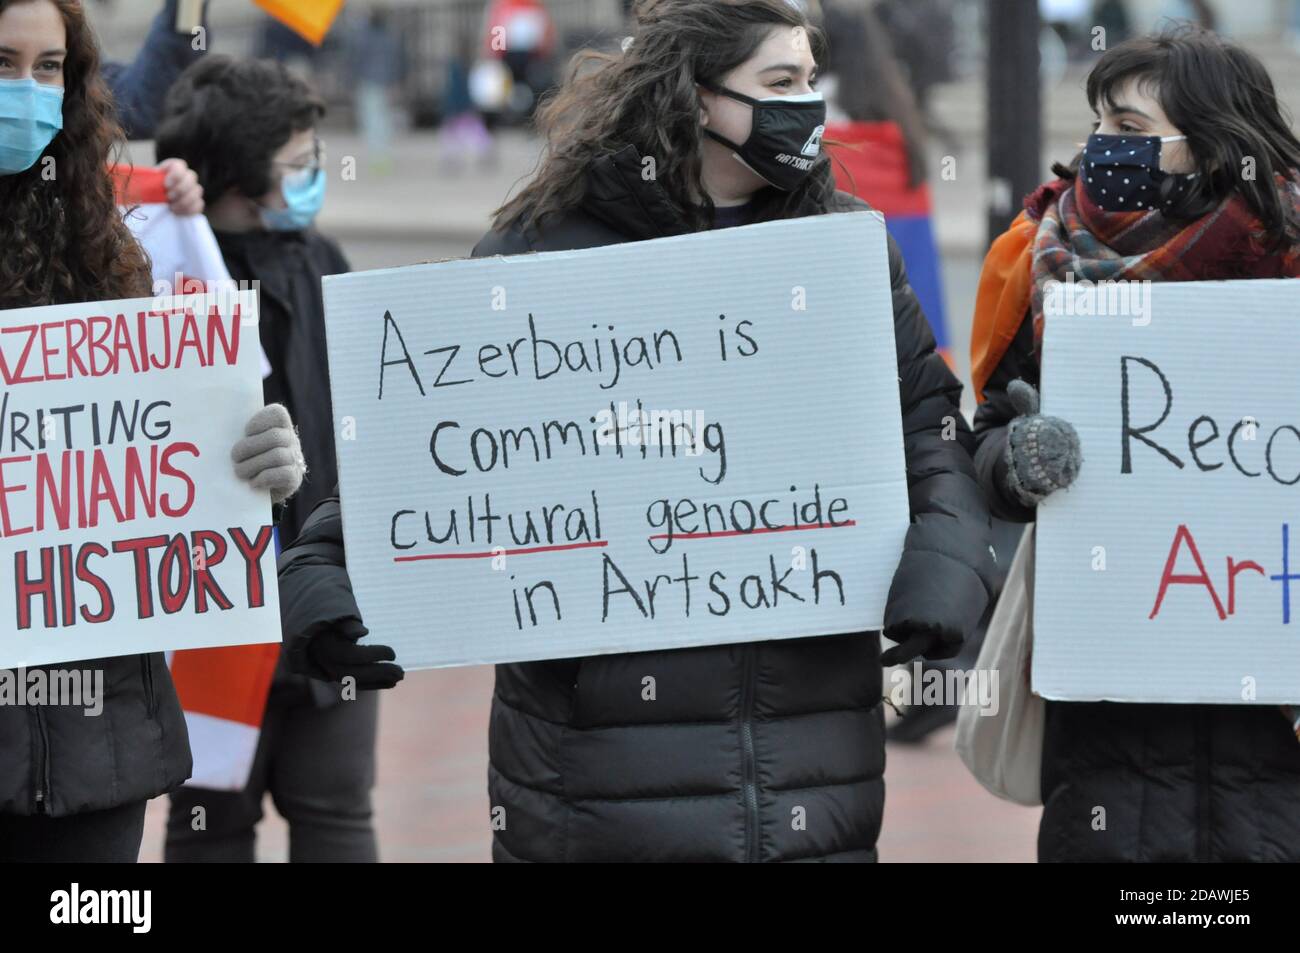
[288,616,405,690]
[880,619,961,667]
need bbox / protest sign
[0,290,281,669]
[322,211,911,669]
[1035,277,1300,703]
[112,163,273,380]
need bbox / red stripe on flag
[171,643,280,728]
[109,163,169,206]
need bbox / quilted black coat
[468,148,996,861]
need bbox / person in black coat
[971,29,1300,862]
[153,55,381,863]
[279,0,996,862]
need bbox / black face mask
[1081,132,1199,213]
[698,80,826,192]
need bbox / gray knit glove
[231,403,306,504]
[1003,379,1082,507]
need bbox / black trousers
[0,799,148,862]
[164,679,380,863]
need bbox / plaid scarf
[1029,174,1300,351]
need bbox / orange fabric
[253,0,345,46]
[970,210,1037,403]
[170,643,280,727]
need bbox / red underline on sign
[393,540,609,562]
[647,520,857,542]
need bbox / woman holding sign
[0,0,305,862]
[280,0,998,862]
[970,26,1300,862]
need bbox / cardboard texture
[322,212,911,669]
[0,291,281,668]
[1036,277,1300,703]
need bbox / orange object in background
[253,0,345,46]
[171,644,280,730]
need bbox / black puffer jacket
[0,653,191,817]
[973,276,1300,863]
[468,147,996,862]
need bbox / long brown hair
[494,0,835,236]
[0,0,152,309]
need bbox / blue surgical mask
[260,166,326,231]
[0,78,64,176]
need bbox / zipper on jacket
[740,644,759,863]
[28,705,52,814]
[141,654,157,718]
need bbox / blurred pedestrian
[1093,0,1132,48]
[155,55,382,863]
[439,31,495,172]
[349,4,403,175]
[481,0,555,119]
[874,0,957,146]
[820,0,941,336]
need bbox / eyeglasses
[271,137,324,185]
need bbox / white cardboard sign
[322,212,910,669]
[1035,277,1300,703]
[0,291,281,668]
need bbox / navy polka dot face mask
[1081,132,1197,212]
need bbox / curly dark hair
[494,0,835,235]
[0,0,152,309]
[154,54,325,205]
